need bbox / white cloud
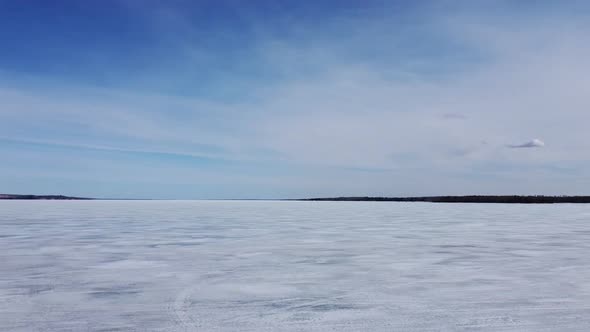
[508,139,545,149]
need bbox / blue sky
[1,1,590,199]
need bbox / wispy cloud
[442,113,467,120]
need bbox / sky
[1,0,590,199]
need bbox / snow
[1,200,590,331]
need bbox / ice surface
[2,200,590,331]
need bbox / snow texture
[1,200,590,331]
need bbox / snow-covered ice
[2,200,590,331]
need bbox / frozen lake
[2,200,590,331]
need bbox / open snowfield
[2,200,590,331]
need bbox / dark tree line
[303,196,590,204]
[0,194,91,200]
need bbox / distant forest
[303,196,590,204]
[0,194,91,200]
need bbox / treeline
[0,194,91,200]
[303,196,590,204]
